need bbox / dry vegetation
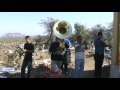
[0,17,113,78]
[0,44,110,78]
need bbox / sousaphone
[53,20,72,39]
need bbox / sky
[0,12,113,37]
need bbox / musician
[94,32,106,78]
[49,37,69,71]
[61,39,71,74]
[64,39,72,61]
[21,36,34,78]
[74,36,88,78]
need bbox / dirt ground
[0,49,110,78]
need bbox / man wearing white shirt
[74,36,88,78]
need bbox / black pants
[61,63,68,72]
[94,53,104,78]
[61,51,70,72]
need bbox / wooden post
[110,12,120,78]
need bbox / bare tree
[74,23,90,43]
[38,17,58,44]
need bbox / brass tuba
[53,20,72,39]
[52,20,72,55]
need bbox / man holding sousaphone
[49,37,69,72]
[49,20,72,74]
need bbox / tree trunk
[46,31,53,44]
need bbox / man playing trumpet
[74,36,88,78]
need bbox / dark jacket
[49,41,69,61]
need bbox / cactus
[3,46,22,67]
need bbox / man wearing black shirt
[49,37,69,70]
[21,36,34,78]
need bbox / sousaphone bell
[53,20,72,39]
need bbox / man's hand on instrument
[23,49,27,53]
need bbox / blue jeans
[74,59,84,78]
[21,59,32,78]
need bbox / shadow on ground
[83,65,110,78]
[0,64,50,78]
[0,64,110,78]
